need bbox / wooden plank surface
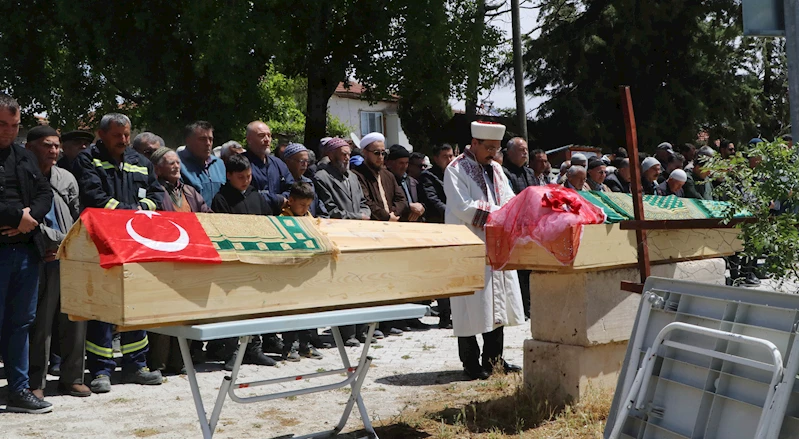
[60,260,124,323]
[499,224,741,272]
[57,217,485,262]
[317,218,484,251]
[63,245,484,326]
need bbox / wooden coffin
[60,215,486,328]
[488,223,742,272]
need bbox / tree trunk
[305,70,331,156]
[465,0,486,119]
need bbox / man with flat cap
[385,144,425,222]
[444,121,524,380]
[57,130,94,174]
[25,126,90,399]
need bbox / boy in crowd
[208,154,276,369]
[278,182,324,361]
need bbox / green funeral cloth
[577,191,745,224]
[196,213,337,265]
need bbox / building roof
[334,81,398,102]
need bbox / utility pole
[511,0,528,140]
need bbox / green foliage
[1,0,505,153]
[707,140,799,280]
[525,0,782,152]
[326,115,354,139]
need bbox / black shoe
[406,319,433,331]
[743,272,761,287]
[206,340,234,361]
[357,333,378,344]
[245,349,277,367]
[299,343,324,359]
[464,367,489,381]
[438,318,452,329]
[262,335,284,354]
[122,367,163,385]
[6,389,53,414]
[503,362,522,373]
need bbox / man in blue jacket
[243,121,294,213]
[242,121,294,354]
[179,121,225,206]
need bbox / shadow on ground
[375,370,469,387]
[340,423,432,439]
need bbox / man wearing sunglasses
[351,132,408,222]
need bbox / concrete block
[528,258,726,346]
[523,338,628,406]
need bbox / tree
[523,0,774,152]
[708,140,799,286]
[269,0,399,154]
[1,0,280,144]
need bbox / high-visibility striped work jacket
[73,140,164,212]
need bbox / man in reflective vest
[72,113,165,393]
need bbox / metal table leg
[177,337,213,439]
[332,323,378,438]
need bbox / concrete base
[523,339,628,407]
[528,258,726,346]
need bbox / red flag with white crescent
[79,208,222,268]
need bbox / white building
[328,81,412,150]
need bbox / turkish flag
[80,208,222,268]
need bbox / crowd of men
[0,91,493,414]
[0,86,769,414]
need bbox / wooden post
[619,86,650,284]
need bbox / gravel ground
[0,315,527,439]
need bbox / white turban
[641,157,660,172]
[360,132,385,149]
[669,169,687,182]
[471,121,506,141]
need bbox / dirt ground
[0,316,528,439]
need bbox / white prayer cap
[641,156,660,172]
[570,153,587,166]
[669,169,688,182]
[360,132,385,149]
[471,121,506,141]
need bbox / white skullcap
[470,121,506,141]
[571,153,587,166]
[360,132,385,149]
[641,157,660,172]
[669,169,687,182]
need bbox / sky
[448,2,545,117]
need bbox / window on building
[360,111,383,137]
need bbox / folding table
[150,304,430,439]
[605,277,799,439]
